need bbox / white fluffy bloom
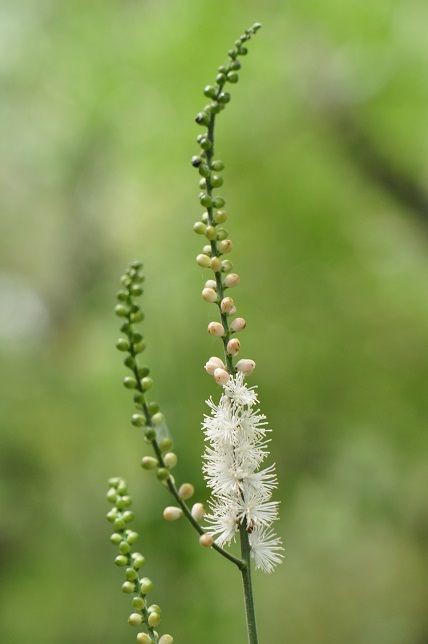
[202,372,283,573]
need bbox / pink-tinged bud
[163,506,183,521]
[227,338,240,356]
[199,533,214,548]
[224,273,240,287]
[205,279,217,290]
[218,239,232,254]
[202,287,217,303]
[214,368,230,385]
[220,297,235,314]
[236,359,255,375]
[208,321,225,336]
[210,257,222,272]
[191,503,206,521]
[231,317,246,332]
[204,356,225,375]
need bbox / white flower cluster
[202,372,283,573]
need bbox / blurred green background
[1,1,428,642]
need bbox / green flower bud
[151,412,165,426]
[148,612,161,627]
[144,428,156,441]
[132,596,146,610]
[216,72,226,84]
[108,477,120,487]
[198,136,211,151]
[199,178,207,190]
[212,196,225,208]
[139,577,153,595]
[110,532,122,545]
[231,59,241,70]
[124,356,136,369]
[202,244,212,256]
[195,111,209,126]
[205,226,216,240]
[159,437,173,452]
[116,337,130,352]
[131,311,144,323]
[137,365,150,377]
[106,508,118,523]
[129,613,143,626]
[191,155,202,167]
[107,488,118,503]
[124,376,138,389]
[131,284,143,296]
[126,567,139,581]
[163,452,177,469]
[120,275,131,287]
[116,289,129,301]
[114,517,126,530]
[132,413,146,427]
[227,71,239,83]
[119,541,131,554]
[218,91,231,104]
[148,604,161,615]
[141,377,153,391]
[211,174,223,187]
[221,260,233,272]
[212,160,225,171]
[196,254,211,268]
[134,341,146,353]
[193,222,207,235]
[136,633,151,644]
[148,401,159,414]
[210,257,222,272]
[130,259,143,269]
[199,193,212,207]
[214,210,227,224]
[156,468,170,482]
[239,46,248,55]
[115,555,128,567]
[199,164,210,178]
[204,85,217,98]
[120,322,131,333]
[178,483,195,501]
[159,636,174,644]
[141,456,158,470]
[123,511,134,523]
[126,531,139,544]
[132,553,145,569]
[115,304,129,317]
[228,48,238,59]
[122,581,135,594]
[201,211,210,224]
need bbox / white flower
[201,373,283,573]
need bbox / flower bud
[204,356,225,375]
[126,567,138,581]
[193,221,206,235]
[132,596,146,610]
[163,506,183,521]
[214,210,227,224]
[148,604,161,615]
[136,633,152,643]
[151,412,164,425]
[202,288,217,303]
[220,297,235,314]
[202,244,212,256]
[148,612,161,627]
[122,581,135,594]
[205,225,216,240]
[107,488,117,504]
[156,468,170,481]
[218,239,232,254]
[131,413,146,427]
[115,555,128,567]
[231,317,246,332]
[191,503,205,521]
[224,273,240,287]
[163,452,178,469]
[127,531,139,544]
[208,321,225,336]
[141,456,158,470]
[139,577,153,595]
[110,532,122,545]
[199,533,214,548]
[132,553,145,569]
[227,338,240,356]
[236,359,256,375]
[159,636,174,644]
[178,483,195,500]
[129,613,143,626]
[210,256,222,272]
[204,279,217,290]
[214,368,230,385]
[196,254,211,268]
[159,437,173,451]
[221,260,233,272]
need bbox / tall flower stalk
[192,22,283,644]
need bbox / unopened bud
[210,256,222,272]
[204,279,217,290]
[214,368,230,385]
[218,239,232,254]
[178,483,195,500]
[139,577,153,594]
[163,452,178,469]
[148,612,161,627]
[224,273,240,287]
[196,254,211,268]
[136,633,152,643]
[191,503,206,521]
[202,288,217,303]
[231,317,246,332]
[208,321,225,336]
[128,613,143,626]
[159,636,174,644]
[141,456,158,470]
[204,356,225,375]
[236,359,256,375]
[220,297,235,314]
[227,338,240,355]
[163,506,183,521]
[199,533,214,548]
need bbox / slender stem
[239,522,259,644]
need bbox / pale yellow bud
[214,367,230,385]
[128,613,143,626]
[163,452,177,469]
[204,279,217,290]
[191,502,206,521]
[137,634,152,644]
[148,612,161,627]
[159,636,174,644]
[236,359,256,375]
[220,297,235,314]
[163,506,183,521]
[210,256,222,272]
[231,317,246,332]
[178,483,195,500]
[227,338,240,356]
[196,254,211,268]
[199,533,214,548]
[204,356,225,375]
[224,273,240,287]
[218,239,232,254]
[202,287,217,303]
[208,321,225,336]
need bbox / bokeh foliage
[1,1,428,642]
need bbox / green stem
[239,522,259,644]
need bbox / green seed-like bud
[239,46,248,55]
[108,477,120,487]
[231,59,241,70]
[212,196,225,208]
[199,193,212,207]
[124,376,137,389]
[193,222,207,235]
[204,85,217,98]
[116,495,131,510]
[148,604,161,614]
[195,111,209,126]
[198,137,211,151]
[107,488,118,503]
[126,567,138,581]
[116,337,130,352]
[199,178,207,190]
[212,160,225,171]
[214,210,227,224]
[131,311,144,323]
[216,228,228,240]
[106,508,118,523]
[127,531,139,544]
[199,164,210,178]
[211,174,223,187]
[134,341,146,353]
[148,401,159,414]
[136,633,151,644]
[114,517,126,530]
[218,91,231,104]
[121,275,131,286]
[205,226,216,240]
[115,304,129,317]
[159,635,174,644]
[196,254,211,268]
[137,365,150,377]
[156,468,170,481]
[152,412,165,426]
[131,284,143,296]
[132,596,146,610]
[141,377,153,391]
[227,71,239,83]
[110,532,122,545]
[191,155,202,167]
[115,555,128,567]
[159,437,173,452]
[123,511,134,523]
[163,452,177,469]
[119,541,131,554]
[132,413,146,427]
[148,612,161,628]
[202,244,212,256]
[228,48,238,59]
[117,480,127,494]
[141,456,158,470]
[144,428,156,441]
[116,289,128,301]
[129,613,143,626]
[140,577,153,595]
[124,356,136,369]
[201,211,210,224]
[132,553,145,569]
[122,581,135,594]
[216,72,226,84]
[221,260,233,272]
